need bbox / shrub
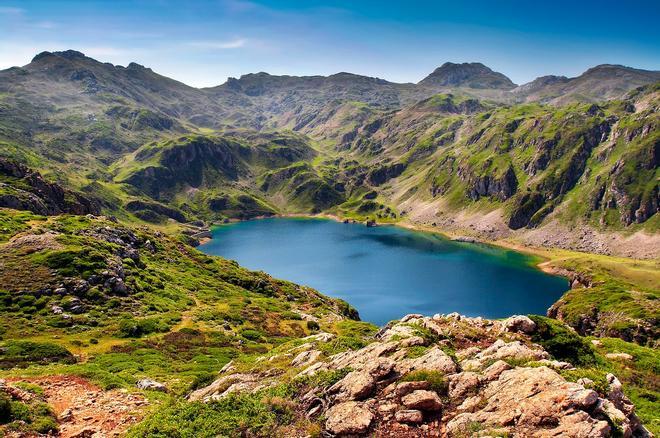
[240,329,263,342]
[528,315,598,366]
[0,341,75,368]
[0,393,11,423]
[401,370,448,394]
[9,401,30,422]
[117,317,170,338]
[31,416,58,434]
[189,372,216,391]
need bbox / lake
[199,217,568,325]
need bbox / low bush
[117,317,170,338]
[0,340,75,368]
[528,315,598,366]
[401,370,448,394]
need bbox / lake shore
[206,213,659,294]
[200,215,568,323]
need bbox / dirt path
[7,376,148,438]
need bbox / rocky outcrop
[463,164,518,201]
[192,314,651,437]
[368,163,406,186]
[136,378,167,392]
[0,158,100,216]
[125,199,187,222]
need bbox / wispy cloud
[32,20,57,29]
[187,38,247,50]
[83,46,133,57]
[0,6,24,15]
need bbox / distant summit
[419,62,517,90]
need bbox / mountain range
[1,49,657,258]
[0,50,658,436]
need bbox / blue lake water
[199,217,568,325]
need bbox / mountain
[515,64,660,104]
[0,50,658,437]
[0,51,658,247]
[418,61,517,89]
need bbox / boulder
[461,339,548,370]
[395,409,424,424]
[363,357,396,379]
[605,352,634,361]
[501,315,536,334]
[401,390,443,412]
[291,349,322,368]
[396,346,457,375]
[329,370,376,401]
[448,372,481,399]
[136,378,167,392]
[482,360,511,381]
[325,401,373,435]
[395,381,430,397]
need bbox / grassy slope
[0,209,357,395]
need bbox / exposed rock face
[447,366,608,437]
[464,164,518,201]
[193,314,651,437]
[368,163,406,186]
[0,158,100,215]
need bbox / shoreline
[202,212,658,293]
[204,212,575,280]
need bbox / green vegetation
[401,370,448,394]
[529,315,598,366]
[0,50,657,435]
[0,392,58,435]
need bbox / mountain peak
[419,62,516,90]
[31,49,89,64]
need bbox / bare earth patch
[7,376,148,438]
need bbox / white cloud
[188,38,247,50]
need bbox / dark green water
[199,217,568,325]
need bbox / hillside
[0,49,658,436]
[0,51,657,249]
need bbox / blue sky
[1,0,658,87]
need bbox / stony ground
[400,199,660,260]
[1,376,148,438]
[190,314,653,437]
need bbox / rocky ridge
[190,314,652,437]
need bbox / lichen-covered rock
[401,390,443,411]
[501,314,537,334]
[136,378,167,392]
[190,314,650,437]
[395,409,423,424]
[396,346,457,375]
[325,401,373,435]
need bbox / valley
[0,49,658,437]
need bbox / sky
[1,0,659,88]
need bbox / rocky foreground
[190,314,652,437]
